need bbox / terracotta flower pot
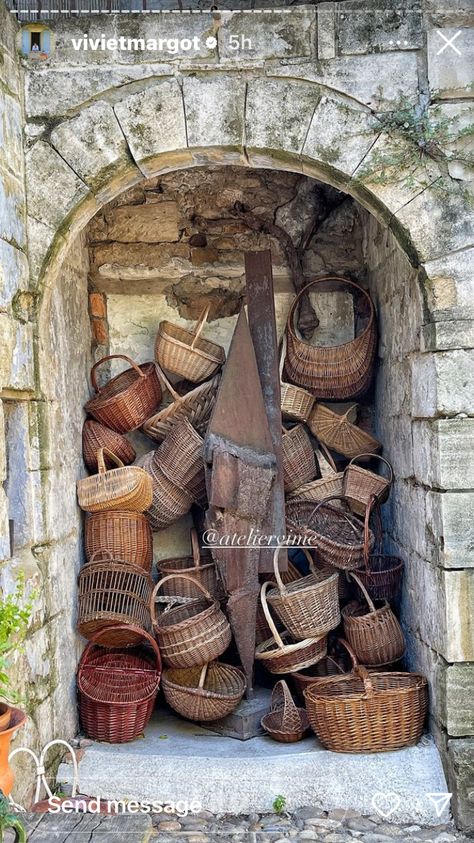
[0,703,11,732]
[0,707,26,795]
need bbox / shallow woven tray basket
[84,354,162,434]
[266,546,340,640]
[77,624,161,744]
[308,404,381,459]
[304,666,428,753]
[84,510,153,572]
[261,680,309,743]
[162,661,246,722]
[151,574,232,668]
[77,448,153,514]
[155,305,226,383]
[255,582,327,675]
[142,365,220,444]
[342,572,405,666]
[82,419,136,474]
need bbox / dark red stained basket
[77,624,161,743]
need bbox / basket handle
[259,581,285,649]
[336,637,360,671]
[271,545,290,595]
[287,277,375,338]
[354,664,375,698]
[96,447,125,474]
[198,663,208,689]
[279,334,287,381]
[316,442,338,475]
[78,623,161,673]
[364,494,383,568]
[271,680,301,731]
[86,550,114,563]
[150,573,213,624]
[90,355,145,394]
[349,571,377,614]
[155,362,180,402]
[191,528,201,567]
[190,305,211,349]
[339,405,358,423]
[347,454,393,485]
[308,494,362,537]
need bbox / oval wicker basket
[279,335,315,423]
[286,495,373,571]
[261,680,309,743]
[156,418,204,491]
[343,454,393,517]
[142,365,220,444]
[157,529,221,601]
[77,559,153,646]
[304,665,428,753]
[255,582,327,675]
[308,404,381,459]
[151,574,232,668]
[77,625,161,744]
[82,420,136,474]
[77,448,153,514]
[85,510,153,572]
[285,277,377,400]
[155,306,226,383]
[136,451,193,531]
[342,573,405,666]
[162,661,246,722]
[266,546,340,640]
[84,354,162,433]
[282,425,317,493]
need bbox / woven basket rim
[255,631,326,660]
[267,569,338,601]
[162,664,246,700]
[287,277,375,350]
[158,321,225,364]
[303,671,427,702]
[85,362,157,412]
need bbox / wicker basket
[266,546,340,640]
[286,495,373,571]
[308,404,381,459]
[77,448,153,514]
[304,665,428,753]
[136,452,193,531]
[85,510,153,572]
[285,277,377,400]
[82,420,136,474]
[255,582,327,675]
[142,365,220,444]
[261,680,309,743]
[84,355,162,433]
[157,529,221,601]
[279,335,314,423]
[151,574,232,668]
[342,573,405,666]
[155,306,226,383]
[288,443,344,504]
[354,496,404,602]
[156,418,204,490]
[255,561,301,645]
[162,661,246,722]
[282,425,317,493]
[343,455,393,517]
[77,559,153,646]
[77,625,161,743]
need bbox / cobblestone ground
[151,808,471,842]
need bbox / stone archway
[5,60,474,821]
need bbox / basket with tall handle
[261,680,309,743]
[354,496,404,602]
[343,454,393,517]
[84,354,161,433]
[342,572,405,666]
[155,306,226,383]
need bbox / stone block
[0,92,24,178]
[246,78,321,156]
[26,216,58,288]
[422,320,474,351]
[318,3,336,59]
[25,141,89,231]
[183,75,246,152]
[337,0,423,55]
[0,166,26,248]
[114,81,188,177]
[428,28,474,98]
[0,313,15,390]
[413,419,474,490]
[429,102,474,182]
[218,8,315,63]
[0,240,29,311]
[50,101,140,198]
[90,241,191,282]
[0,488,10,561]
[89,292,106,319]
[99,201,179,244]
[411,350,474,417]
[445,665,474,737]
[3,402,35,550]
[9,322,35,392]
[0,402,5,483]
[426,491,474,568]
[424,247,474,320]
[303,98,378,177]
[444,570,474,661]
[447,738,474,832]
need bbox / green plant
[273,794,287,814]
[0,574,35,705]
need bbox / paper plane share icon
[427,793,453,817]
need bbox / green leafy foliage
[273,795,287,814]
[0,573,35,704]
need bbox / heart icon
[371,791,401,819]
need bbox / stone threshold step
[4,812,153,842]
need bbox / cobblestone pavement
[151,808,471,842]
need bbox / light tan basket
[282,425,317,493]
[342,573,405,666]
[136,451,193,532]
[343,454,393,517]
[288,445,343,504]
[308,404,381,459]
[142,365,220,444]
[162,662,246,722]
[280,335,315,423]
[77,448,153,513]
[155,306,225,383]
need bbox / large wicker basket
[304,666,428,753]
[77,448,153,514]
[84,510,153,572]
[77,558,153,646]
[342,573,405,666]
[285,277,377,400]
[266,547,340,640]
[142,365,220,444]
[155,306,225,383]
[308,404,381,459]
[84,354,161,433]
[82,420,136,474]
[157,529,221,601]
[162,662,246,722]
[77,625,161,743]
[282,425,316,493]
[286,495,373,571]
[255,582,327,675]
[343,454,393,517]
[151,574,231,668]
